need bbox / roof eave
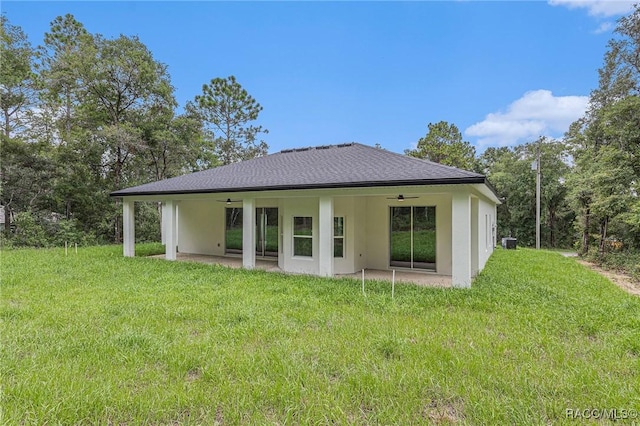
[110,177,487,198]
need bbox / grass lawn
[2,246,639,424]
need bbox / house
[111,143,500,288]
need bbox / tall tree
[75,33,176,242]
[36,14,89,145]
[79,34,175,187]
[566,5,640,254]
[405,121,477,171]
[194,75,268,165]
[0,15,36,139]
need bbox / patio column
[123,198,135,257]
[318,196,334,277]
[165,200,177,261]
[451,192,472,288]
[242,198,256,269]
[161,202,167,245]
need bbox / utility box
[502,237,517,249]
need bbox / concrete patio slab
[150,253,451,288]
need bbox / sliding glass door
[225,207,278,257]
[390,206,436,270]
[256,207,278,257]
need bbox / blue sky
[3,1,636,154]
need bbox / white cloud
[465,90,589,147]
[548,0,635,17]
[593,21,614,34]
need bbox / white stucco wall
[353,197,368,272]
[471,197,479,277]
[477,195,497,272]
[177,199,225,256]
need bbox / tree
[75,33,176,242]
[0,137,57,233]
[405,121,477,171]
[36,13,89,145]
[565,5,640,254]
[194,76,268,165]
[0,15,36,138]
[479,138,574,248]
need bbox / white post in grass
[362,269,365,296]
[318,196,334,277]
[65,241,68,256]
[242,198,256,270]
[123,198,136,257]
[451,192,472,288]
[392,269,395,299]
[75,243,78,254]
[164,200,177,261]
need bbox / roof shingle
[111,143,486,196]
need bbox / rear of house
[112,143,500,287]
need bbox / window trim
[292,216,313,258]
[333,216,345,258]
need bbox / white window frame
[292,216,313,258]
[334,216,345,258]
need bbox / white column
[318,196,334,277]
[242,198,256,269]
[165,200,177,261]
[160,202,167,245]
[451,192,472,288]
[123,199,135,257]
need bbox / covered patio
[149,252,452,288]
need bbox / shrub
[6,210,100,248]
[11,211,48,247]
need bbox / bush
[6,210,99,248]
[11,211,49,247]
[586,249,640,282]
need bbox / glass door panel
[390,207,412,268]
[412,206,436,270]
[225,207,243,254]
[264,208,278,257]
[255,207,278,257]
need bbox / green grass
[2,246,639,424]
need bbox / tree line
[1,14,268,245]
[2,9,639,266]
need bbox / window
[486,214,490,250]
[334,217,344,258]
[293,216,313,257]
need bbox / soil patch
[576,259,640,296]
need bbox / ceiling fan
[216,198,242,205]
[386,194,419,202]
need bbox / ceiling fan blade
[386,194,420,201]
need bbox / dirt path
[575,259,640,296]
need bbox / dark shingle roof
[111,143,487,196]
